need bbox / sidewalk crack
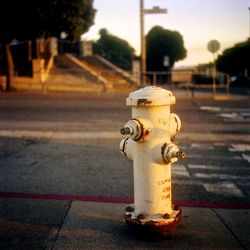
[212,208,246,250]
[48,201,72,250]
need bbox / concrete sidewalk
[51,202,250,250]
[0,198,249,249]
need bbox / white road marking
[218,112,239,119]
[0,130,249,142]
[229,144,250,152]
[213,142,225,146]
[173,180,203,186]
[173,179,250,188]
[200,106,250,112]
[0,130,121,139]
[218,112,250,122]
[179,133,250,142]
[172,171,190,178]
[190,143,214,150]
[0,130,55,139]
[172,165,190,178]
[188,154,243,160]
[203,182,244,198]
[242,154,250,164]
[200,106,250,121]
[188,164,250,170]
[194,173,250,180]
[172,164,186,170]
[200,106,221,111]
[188,164,221,170]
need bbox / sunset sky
[82,0,250,67]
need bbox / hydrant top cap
[126,86,176,107]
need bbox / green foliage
[94,29,135,70]
[216,40,250,76]
[0,0,95,42]
[146,26,186,71]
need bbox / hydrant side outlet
[120,86,185,238]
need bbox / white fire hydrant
[120,86,185,237]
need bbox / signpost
[140,0,167,86]
[207,40,220,96]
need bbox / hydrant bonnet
[126,86,176,107]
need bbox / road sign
[207,40,220,53]
[144,6,167,14]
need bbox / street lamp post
[140,0,146,87]
[140,0,167,86]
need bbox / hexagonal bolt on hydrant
[119,86,186,238]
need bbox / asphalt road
[0,91,249,204]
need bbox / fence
[143,71,231,97]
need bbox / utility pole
[140,0,146,87]
[139,0,167,87]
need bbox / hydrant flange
[124,204,182,238]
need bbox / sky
[82,0,250,67]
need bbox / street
[0,90,249,249]
[0,91,249,204]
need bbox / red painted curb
[0,192,133,204]
[0,192,250,209]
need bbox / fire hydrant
[119,86,185,237]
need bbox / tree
[0,0,96,43]
[0,0,95,90]
[146,26,186,71]
[94,29,135,70]
[216,40,250,86]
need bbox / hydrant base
[124,206,182,238]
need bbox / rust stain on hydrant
[137,98,152,106]
[119,86,186,238]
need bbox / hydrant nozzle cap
[126,86,175,107]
